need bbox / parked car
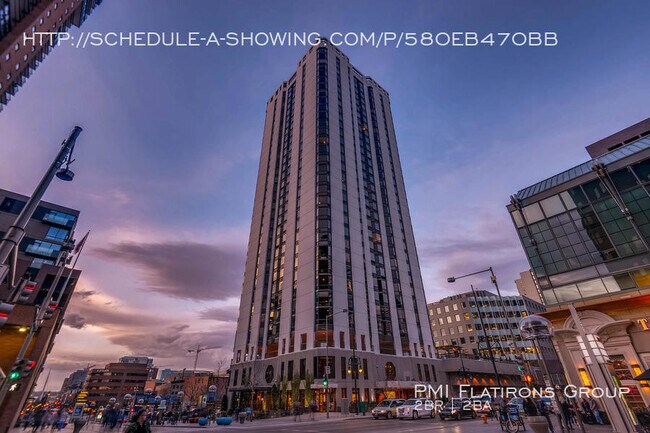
[371,399,405,419]
[439,399,476,420]
[396,399,435,419]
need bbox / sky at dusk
[0,0,649,389]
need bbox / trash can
[238,412,246,424]
[358,401,368,416]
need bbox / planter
[527,415,550,433]
[198,418,207,426]
[216,417,232,425]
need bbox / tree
[291,377,300,407]
[271,384,279,411]
[304,372,314,406]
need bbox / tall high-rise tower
[230,40,436,408]
[0,0,103,110]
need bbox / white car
[396,398,435,419]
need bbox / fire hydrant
[482,413,488,424]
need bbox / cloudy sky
[1,0,649,389]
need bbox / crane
[187,345,221,376]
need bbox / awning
[634,369,650,381]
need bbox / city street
[10,416,615,433]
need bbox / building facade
[0,0,103,110]
[515,270,543,304]
[426,290,561,385]
[84,358,158,406]
[428,290,547,361]
[508,118,650,413]
[0,188,81,433]
[230,40,436,411]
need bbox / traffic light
[43,301,58,320]
[524,374,534,384]
[323,378,328,388]
[18,281,37,302]
[9,360,26,380]
[0,302,14,327]
[22,360,37,378]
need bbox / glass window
[567,187,589,208]
[512,210,525,228]
[602,276,623,293]
[614,273,637,290]
[523,203,545,223]
[632,159,650,183]
[45,227,69,242]
[554,284,581,302]
[610,168,638,191]
[583,180,609,202]
[576,279,607,298]
[631,268,650,288]
[540,195,565,217]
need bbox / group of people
[20,409,69,432]
[515,395,606,431]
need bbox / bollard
[482,414,488,424]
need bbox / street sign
[325,366,330,375]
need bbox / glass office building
[507,118,650,414]
[508,134,650,306]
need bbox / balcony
[42,211,76,228]
[25,241,61,259]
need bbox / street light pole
[470,284,502,387]
[0,126,82,280]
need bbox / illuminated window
[578,368,592,387]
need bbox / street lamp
[347,351,363,415]
[448,267,520,360]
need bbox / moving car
[438,399,476,420]
[396,399,435,419]
[371,399,405,419]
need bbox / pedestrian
[32,410,45,433]
[309,400,316,421]
[523,398,538,416]
[588,397,604,425]
[123,410,150,433]
[245,406,253,422]
[57,410,69,431]
[561,399,575,429]
[537,399,555,433]
[293,400,301,422]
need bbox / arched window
[385,362,396,380]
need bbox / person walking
[588,397,604,425]
[123,411,150,433]
[245,406,253,422]
[537,398,555,433]
[293,400,302,422]
[309,400,316,421]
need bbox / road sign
[325,366,330,375]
